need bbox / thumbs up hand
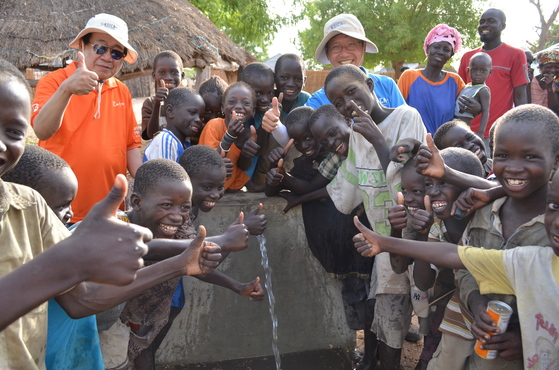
[414,134,445,179]
[387,192,408,231]
[353,216,382,258]
[154,79,169,104]
[262,96,282,133]
[411,195,434,234]
[242,125,260,159]
[66,51,99,95]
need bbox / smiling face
[439,124,487,165]
[245,75,275,114]
[287,121,320,159]
[310,113,350,157]
[167,94,205,141]
[326,74,375,119]
[425,176,461,220]
[223,85,255,127]
[275,58,305,103]
[0,79,29,177]
[478,9,505,44]
[544,172,559,256]
[82,32,125,81]
[41,167,78,225]
[201,92,223,124]
[493,120,557,200]
[401,166,426,215]
[325,34,365,67]
[133,178,192,239]
[191,168,226,213]
[426,41,454,69]
[540,63,559,78]
[152,56,183,91]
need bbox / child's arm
[278,187,329,214]
[389,138,423,163]
[242,204,267,235]
[145,80,169,139]
[415,134,497,189]
[195,271,264,301]
[351,101,391,173]
[452,186,506,218]
[475,87,491,138]
[353,216,464,269]
[387,193,410,273]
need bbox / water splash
[257,234,281,370]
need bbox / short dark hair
[285,106,314,128]
[275,54,306,73]
[440,147,484,177]
[308,104,345,128]
[494,104,559,153]
[199,76,228,98]
[240,62,274,84]
[179,145,225,177]
[433,120,471,149]
[223,81,256,106]
[324,64,368,92]
[484,8,506,23]
[166,87,200,108]
[153,50,183,70]
[2,145,70,190]
[134,159,190,196]
[0,58,31,98]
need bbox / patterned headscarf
[535,45,559,66]
[424,24,462,56]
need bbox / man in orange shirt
[32,13,142,223]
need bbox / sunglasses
[89,43,127,61]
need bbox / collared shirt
[0,181,70,369]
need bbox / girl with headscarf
[531,46,559,115]
[398,24,466,134]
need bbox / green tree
[299,0,482,75]
[191,0,289,60]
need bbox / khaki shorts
[371,294,412,349]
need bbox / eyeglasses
[328,41,363,54]
[89,43,127,61]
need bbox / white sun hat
[69,13,137,64]
[315,14,378,65]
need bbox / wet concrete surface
[158,347,353,370]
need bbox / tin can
[474,300,513,359]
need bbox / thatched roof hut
[0,0,256,74]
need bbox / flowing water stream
[257,234,281,370]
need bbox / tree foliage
[299,0,482,73]
[191,0,291,60]
[528,0,559,51]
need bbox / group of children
[2,23,559,370]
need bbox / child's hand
[181,225,222,275]
[242,126,260,159]
[227,110,245,138]
[353,216,382,257]
[238,276,264,301]
[469,293,499,343]
[411,195,434,234]
[389,138,423,163]
[451,187,492,218]
[388,192,408,231]
[65,52,99,96]
[414,134,445,179]
[243,203,267,235]
[219,148,233,179]
[350,100,382,143]
[72,174,150,286]
[277,191,302,214]
[221,212,250,252]
[266,159,285,187]
[262,96,282,133]
[478,326,523,361]
[154,79,169,104]
[268,147,285,165]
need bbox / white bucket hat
[315,14,378,65]
[69,13,138,64]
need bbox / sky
[267,0,557,67]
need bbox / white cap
[69,13,137,64]
[315,14,378,65]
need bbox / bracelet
[225,131,238,140]
[222,135,235,146]
[219,142,230,153]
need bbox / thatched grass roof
[0,0,256,73]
